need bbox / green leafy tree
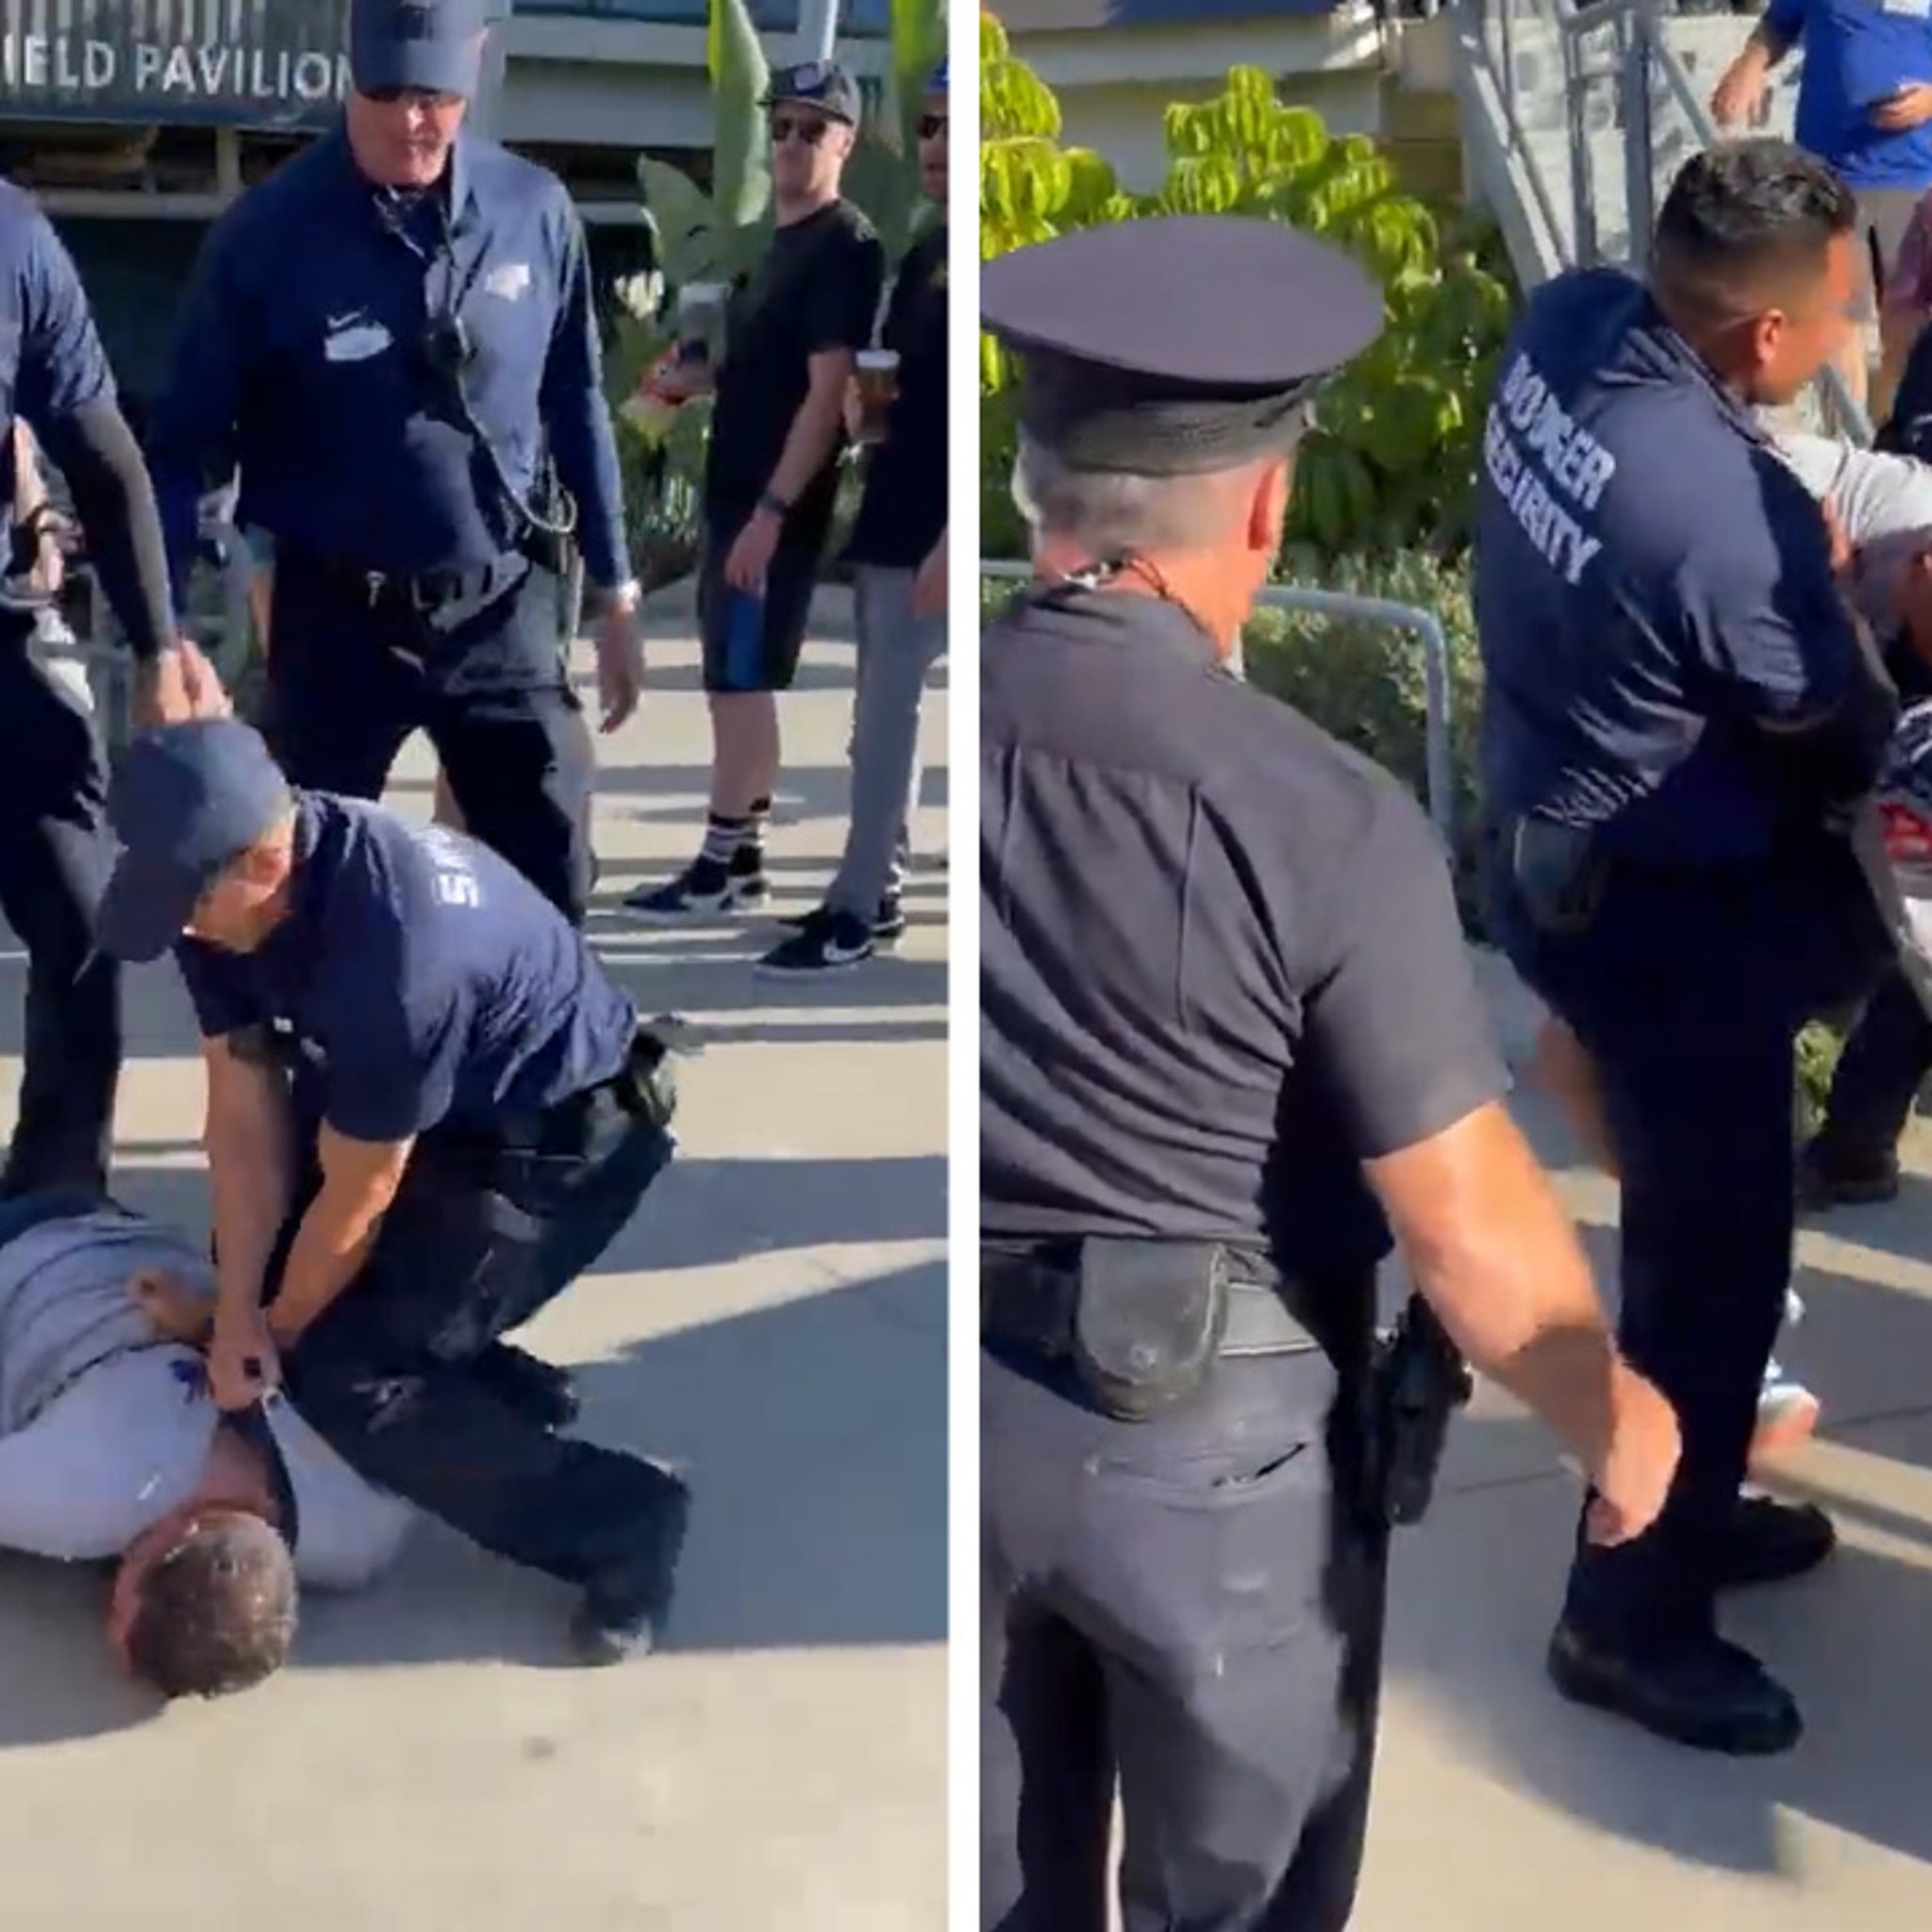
[977,37,1519,560]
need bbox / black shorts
[696,524,821,694]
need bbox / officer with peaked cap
[146,0,641,929]
[979,214,1683,1930]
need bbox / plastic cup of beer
[853,349,901,443]
[676,282,728,366]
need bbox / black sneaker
[780,894,905,942]
[473,1342,580,1432]
[1546,1623,1803,1755]
[1795,1140,1900,1211]
[1716,1495,1837,1591]
[570,1463,691,1666]
[755,908,875,977]
[626,857,768,923]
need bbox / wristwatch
[758,489,792,518]
[595,577,642,614]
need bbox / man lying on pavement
[0,1189,415,1701]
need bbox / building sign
[0,0,352,130]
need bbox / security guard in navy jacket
[980,216,1680,1932]
[146,0,641,927]
[0,181,226,1201]
[1475,142,1903,1757]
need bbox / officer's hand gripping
[207,1302,281,1412]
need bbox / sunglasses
[918,113,948,140]
[771,114,831,146]
[361,86,462,108]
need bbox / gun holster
[619,1014,702,1134]
[1507,815,1608,939]
[1072,1238,1228,1424]
[1369,1294,1474,1529]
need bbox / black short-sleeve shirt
[981,588,1510,1275]
[846,222,948,569]
[705,199,885,541]
[1474,267,1879,865]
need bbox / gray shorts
[1857,186,1924,318]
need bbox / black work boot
[570,1463,692,1666]
[473,1342,580,1431]
[1715,1495,1837,1591]
[1546,1624,1803,1755]
[1796,1139,1900,1211]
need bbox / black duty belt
[979,1246,1317,1359]
[279,546,525,613]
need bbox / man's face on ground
[918,95,948,202]
[770,104,850,200]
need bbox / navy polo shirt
[1768,0,1932,190]
[0,179,114,511]
[1474,267,1871,866]
[174,793,638,1143]
[147,124,627,601]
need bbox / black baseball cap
[98,720,293,963]
[763,60,861,127]
[349,0,491,100]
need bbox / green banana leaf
[707,0,771,238]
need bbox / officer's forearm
[1370,1103,1629,1476]
[206,1093,296,1318]
[270,1184,387,1340]
[38,399,175,662]
[548,393,628,587]
[764,381,846,509]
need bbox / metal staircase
[1451,0,1872,442]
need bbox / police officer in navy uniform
[146,0,642,928]
[0,180,226,1200]
[1474,141,1907,1755]
[981,216,1681,1932]
[95,719,690,1664]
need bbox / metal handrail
[979,561,1457,843]
[1466,0,1874,445]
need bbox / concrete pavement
[1357,955,1932,1926]
[0,588,948,1929]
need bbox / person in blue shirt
[144,0,642,930]
[0,182,225,1202]
[1475,141,1906,1757]
[93,717,691,1666]
[1713,0,1932,416]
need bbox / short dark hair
[1652,139,1857,311]
[125,1512,298,1700]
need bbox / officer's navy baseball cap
[350,0,491,100]
[982,214,1384,475]
[98,720,292,964]
[763,59,861,126]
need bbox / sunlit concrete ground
[1357,952,1932,1927]
[0,585,949,1930]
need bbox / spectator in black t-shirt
[629,60,887,924]
[758,61,949,976]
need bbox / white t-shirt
[0,1210,414,1590]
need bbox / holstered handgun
[621,1013,702,1133]
[1369,1294,1474,1528]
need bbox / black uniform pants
[0,636,119,1198]
[1812,961,1932,1169]
[264,553,593,924]
[278,1078,677,1585]
[1489,839,1889,1653]
[981,1337,1389,1932]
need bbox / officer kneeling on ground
[96,720,690,1665]
[1475,141,1907,1757]
[980,214,1683,1932]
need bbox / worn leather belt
[281,546,524,613]
[979,1248,1318,1358]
